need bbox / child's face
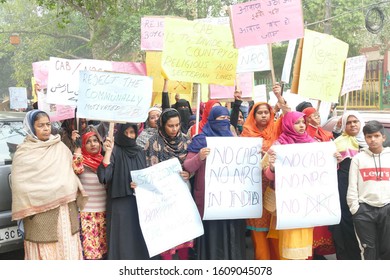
[293,117,306,134]
[85,135,100,154]
[365,131,386,153]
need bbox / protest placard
[204,137,263,220]
[37,90,75,122]
[162,18,238,86]
[141,16,164,51]
[298,29,349,102]
[131,158,204,257]
[209,72,254,99]
[281,39,297,83]
[46,57,147,106]
[229,0,304,48]
[237,44,270,73]
[253,84,267,103]
[9,87,27,110]
[272,141,341,230]
[77,70,152,123]
[146,51,193,106]
[341,55,367,95]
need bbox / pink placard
[111,62,147,75]
[209,72,253,99]
[32,61,49,88]
[141,17,164,51]
[229,0,304,48]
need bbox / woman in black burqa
[97,123,150,260]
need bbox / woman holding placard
[144,108,192,260]
[241,101,283,260]
[183,106,247,260]
[266,111,316,260]
[97,123,149,260]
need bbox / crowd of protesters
[10,81,390,261]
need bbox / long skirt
[195,219,247,260]
[80,211,107,260]
[24,203,83,260]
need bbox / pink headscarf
[278,111,315,144]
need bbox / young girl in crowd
[73,130,107,260]
[97,123,149,260]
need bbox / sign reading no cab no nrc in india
[77,70,152,123]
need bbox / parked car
[0,111,26,253]
[322,110,390,147]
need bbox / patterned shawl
[334,110,367,160]
[145,108,190,166]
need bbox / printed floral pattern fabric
[80,211,107,260]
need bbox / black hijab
[174,99,192,134]
[110,123,146,198]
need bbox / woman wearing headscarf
[266,111,316,260]
[302,107,334,142]
[136,107,162,149]
[240,102,283,260]
[302,107,336,258]
[97,123,149,260]
[183,106,247,260]
[189,99,221,138]
[329,111,367,260]
[73,129,107,260]
[144,108,192,260]
[11,110,88,260]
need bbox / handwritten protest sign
[37,90,75,122]
[9,87,27,110]
[209,72,254,99]
[298,29,349,102]
[341,55,367,95]
[146,51,193,106]
[162,18,238,86]
[46,57,147,106]
[204,137,263,220]
[237,44,270,73]
[77,70,152,123]
[272,141,341,230]
[229,0,304,48]
[141,17,164,51]
[131,158,204,257]
[281,39,297,83]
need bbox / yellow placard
[146,51,193,106]
[298,29,349,102]
[162,18,238,86]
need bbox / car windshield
[0,121,26,164]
